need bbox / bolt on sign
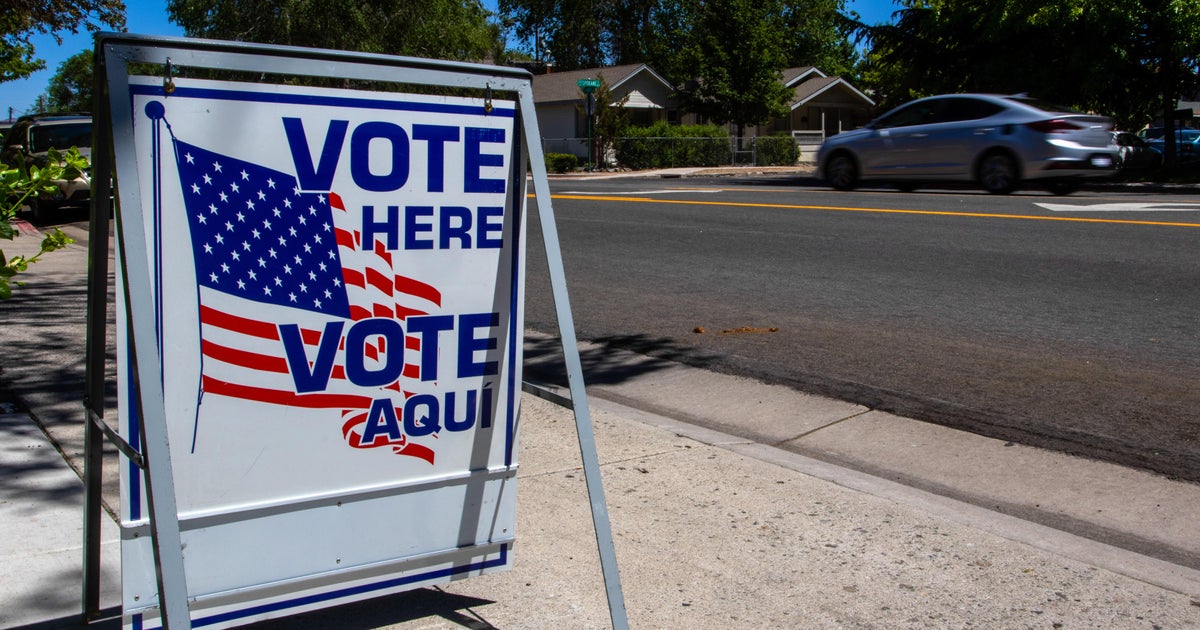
[102,37,529,629]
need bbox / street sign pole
[578,78,601,171]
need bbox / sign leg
[518,92,629,630]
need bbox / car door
[857,98,944,178]
[910,97,1007,178]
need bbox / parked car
[1,112,93,215]
[1111,131,1162,171]
[817,94,1117,195]
[1145,128,1200,163]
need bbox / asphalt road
[524,176,1200,482]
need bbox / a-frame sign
[83,34,626,629]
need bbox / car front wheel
[978,152,1018,194]
[825,154,859,191]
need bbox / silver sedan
[817,94,1118,195]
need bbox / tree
[2,0,124,84]
[674,0,795,143]
[166,0,503,63]
[43,49,93,112]
[859,0,1200,156]
[500,1,856,144]
[0,147,83,298]
[500,0,858,78]
[576,77,629,167]
[780,0,858,78]
[499,0,611,70]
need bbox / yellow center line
[541,193,1200,229]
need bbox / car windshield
[29,122,92,153]
[1003,96,1081,114]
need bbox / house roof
[531,64,673,104]
[780,66,826,87]
[529,62,875,113]
[790,75,875,109]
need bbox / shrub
[1,147,81,298]
[616,123,732,169]
[756,134,799,166]
[544,152,579,174]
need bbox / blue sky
[1,0,898,121]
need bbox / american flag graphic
[174,139,440,462]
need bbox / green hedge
[615,124,798,168]
[616,123,732,169]
[544,152,579,174]
[756,134,799,166]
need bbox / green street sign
[577,78,601,93]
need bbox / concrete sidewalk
[2,211,1199,627]
[2,385,1199,628]
[0,411,120,629]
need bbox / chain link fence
[542,135,800,170]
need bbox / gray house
[531,63,680,157]
[529,63,875,163]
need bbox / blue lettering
[465,127,506,193]
[345,318,406,387]
[360,398,403,443]
[405,206,435,250]
[439,206,473,249]
[284,118,348,191]
[359,206,505,251]
[351,121,410,192]
[406,315,454,382]
[413,124,460,192]
[279,321,343,392]
[458,312,500,378]
[443,390,477,431]
[404,394,441,436]
[362,205,400,251]
[478,206,503,249]
[480,384,493,428]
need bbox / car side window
[29,123,91,154]
[876,100,943,128]
[939,98,1003,123]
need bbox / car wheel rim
[981,156,1015,192]
[828,157,855,188]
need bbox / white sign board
[114,75,525,628]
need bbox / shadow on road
[524,332,723,388]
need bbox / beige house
[760,66,875,159]
[776,67,875,133]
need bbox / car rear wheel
[978,152,1018,194]
[826,153,859,191]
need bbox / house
[531,63,680,158]
[528,63,875,163]
[763,67,876,160]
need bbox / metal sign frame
[83,33,626,629]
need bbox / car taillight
[1025,119,1082,134]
